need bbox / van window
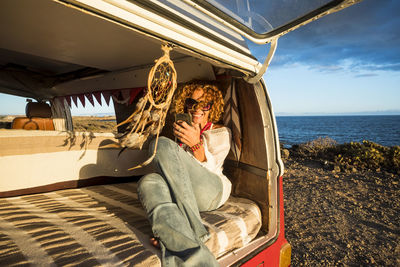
[0,93,30,129]
[70,96,116,133]
[0,93,116,132]
[203,0,333,34]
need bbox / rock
[370,257,375,264]
[322,160,335,171]
[332,165,341,173]
[281,149,290,159]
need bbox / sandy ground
[283,157,399,266]
[72,116,116,132]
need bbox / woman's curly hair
[173,81,224,123]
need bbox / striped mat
[0,182,261,266]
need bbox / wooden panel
[224,164,269,230]
[223,79,270,230]
[235,79,268,170]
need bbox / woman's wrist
[190,138,203,152]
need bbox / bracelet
[190,139,203,152]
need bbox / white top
[187,126,232,208]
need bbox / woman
[137,82,231,266]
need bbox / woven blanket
[0,182,261,266]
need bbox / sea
[276,115,400,148]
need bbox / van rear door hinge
[245,38,278,84]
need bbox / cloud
[249,0,400,72]
[309,64,344,73]
[354,73,379,78]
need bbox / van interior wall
[0,131,152,197]
[225,79,270,231]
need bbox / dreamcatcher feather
[115,45,177,170]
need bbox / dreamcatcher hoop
[115,45,178,170]
[147,48,177,109]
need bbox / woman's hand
[173,121,201,147]
[174,121,207,162]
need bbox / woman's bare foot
[150,237,160,249]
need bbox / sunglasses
[185,98,213,111]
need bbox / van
[0,0,361,266]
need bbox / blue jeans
[137,137,222,267]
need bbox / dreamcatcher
[116,45,177,170]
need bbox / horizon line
[2,110,400,117]
[275,110,400,116]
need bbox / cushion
[0,182,262,266]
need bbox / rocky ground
[283,155,399,266]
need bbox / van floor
[0,181,261,266]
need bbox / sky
[251,0,400,115]
[0,0,399,116]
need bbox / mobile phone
[174,113,192,125]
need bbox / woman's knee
[138,173,165,195]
